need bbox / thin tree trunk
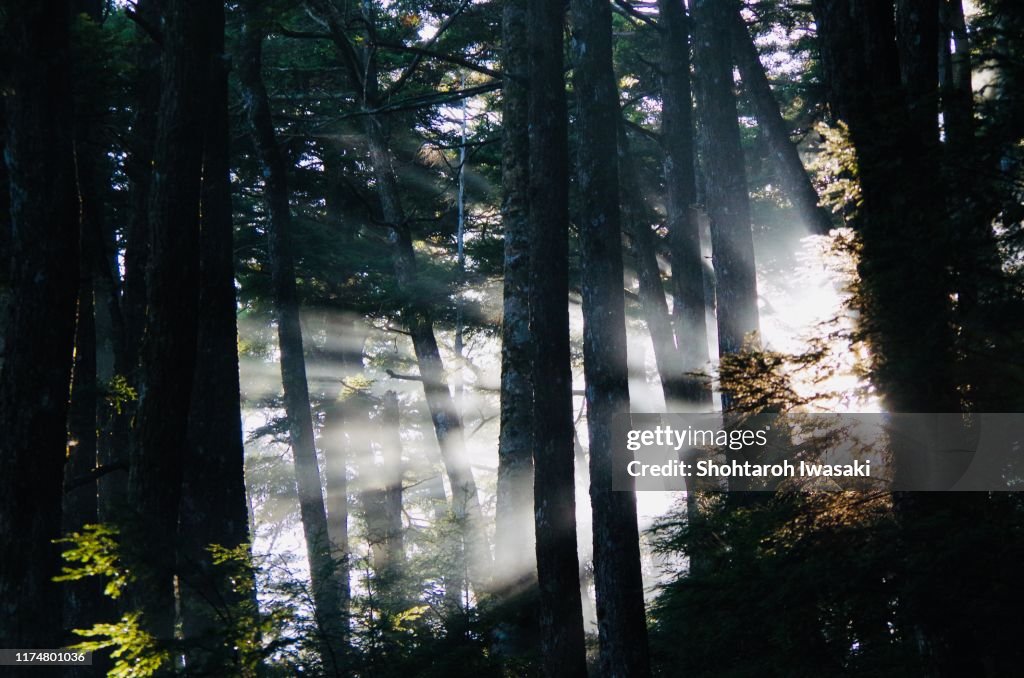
[236,5,348,673]
[692,0,761,393]
[177,4,260,672]
[120,0,160,375]
[63,263,101,643]
[659,0,714,405]
[496,0,536,592]
[527,1,588,675]
[730,10,832,235]
[379,391,404,571]
[571,0,652,675]
[0,0,80,655]
[618,122,690,407]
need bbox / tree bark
[177,3,260,672]
[496,0,536,592]
[126,0,209,650]
[527,1,588,675]
[730,10,833,236]
[812,4,968,676]
[659,0,714,405]
[691,0,761,396]
[0,0,80,655]
[236,5,348,673]
[812,0,956,416]
[571,1,652,676]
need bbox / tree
[691,0,761,399]
[527,1,588,675]
[176,1,260,671]
[0,1,80,653]
[659,0,713,406]
[495,0,536,596]
[571,0,652,675]
[126,0,211,648]
[236,3,349,671]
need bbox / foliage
[55,524,131,600]
[71,613,169,678]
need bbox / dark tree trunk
[127,0,209,649]
[691,0,761,389]
[62,196,104,659]
[177,4,260,673]
[236,5,348,673]
[812,0,956,416]
[527,1,588,675]
[812,3,970,676]
[0,0,79,655]
[63,3,113,643]
[896,0,941,146]
[659,0,714,405]
[939,0,973,150]
[730,11,833,236]
[120,0,160,375]
[496,0,536,592]
[571,1,652,676]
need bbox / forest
[1,0,1023,676]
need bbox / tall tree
[236,3,349,672]
[691,0,761,390]
[659,0,713,406]
[812,3,973,676]
[176,2,260,672]
[126,0,210,647]
[571,0,652,675]
[496,0,536,593]
[811,0,956,416]
[527,0,588,675]
[0,0,80,654]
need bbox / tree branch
[64,461,129,494]
[376,41,503,81]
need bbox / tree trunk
[496,0,536,593]
[120,0,160,375]
[812,0,956,416]
[571,1,652,675]
[126,0,209,650]
[659,0,714,405]
[812,3,967,675]
[379,391,404,572]
[527,1,588,675]
[730,10,833,236]
[236,5,348,673]
[618,122,693,407]
[0,0,80,655]
[691,0,761,394]
[62,202,104,661]
[177,4,260,673]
